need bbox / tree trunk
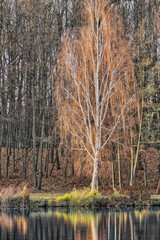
[50,145,54,164]
[13,143,16,173]
[0,123,3,179]
[143,150,147,187]
[91,154,99,191]
[130,132,134,186]
[49,147,55,176]
[35,144,39,172]
[0,145,1,179]
[32,85,37,188]
[127,167,131,187]
[64,158,68,179]
[131,67,144,185]
[6,147,9,178]
[117,145,122,189]
[49,159,55,177]
[72,162,74,176]
[56,149,60,170]
[37,109,45,190]
[45,144,50,178]
[112,159,116,190]
[24,145,28,179]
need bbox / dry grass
[56,188,103,208]
[0,184,29,202]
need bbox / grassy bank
[30,189,152,209]
[56,188,103,208]
[1,186,159,210]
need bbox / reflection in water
[0,208,160,240]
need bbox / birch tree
[59,0,135,191]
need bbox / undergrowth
[0,185,29,201]
[56,188,103,208]
[107,190,127,201]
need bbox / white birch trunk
[91,152,99,191]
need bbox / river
[0,208,160,239]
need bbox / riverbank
[1,182,160,211]
[1,190,160,211]
[29,192,160,210]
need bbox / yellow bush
[56,188,103,208]
[56,193,70,203]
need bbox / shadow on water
[0,208,160,240]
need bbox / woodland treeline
[0,0,159,190]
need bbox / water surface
[0,208,160,240]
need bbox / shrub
[48,199,54,207]
[108,190,127,202]
[56,193,70,203]
[56,188,103,208]
[0,185,29,200]
[0,185,30,209]
[18,185,29,199]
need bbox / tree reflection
[0,209,160,239]
[0,213,27,234]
